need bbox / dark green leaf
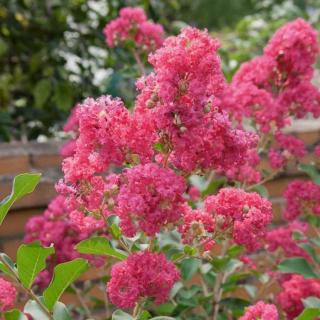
[250,185,269,198]
[180,258,200,280]
[298,164,320,185]
[33,79,51,108]
[202,178,225,197]
[278,258,318,279]
[54,82,73,111]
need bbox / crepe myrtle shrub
[1,8,320,320]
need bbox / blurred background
[0,0,319,142]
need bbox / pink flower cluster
[265,221,310,259]
[61,95,154,183]
[277,275,320,319]
[59,27,257,236]
[179,205,215,251]
[107,251,179,309]
[239,301,278,320]
[103,7,164,52]
[283,179,320,220]
[112,163,186,237]
[205,188,273,251]
[136,27,257,173]
[24,195,105,287]
[224,149,261,184]
[224,19,320,135]
[0,278,16,312]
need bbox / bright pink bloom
[224,19,320,132]
[240,256,257,270]
[103,7,164,51]
[205,188,273,251]
[265,221,310,259]
[224,149,261,184]
[179,205,215,248]
[315,145,320,157]
[277,275,320,319]
[283,180,320,220]
[239,301,278,320]
[264,18,319,84]
[275,132,306,158]
[0,278,16,312]
[59,138,77,157]
[63,104,79,132]
[135,28,257,173]
[107,251,180,309]
[114,163,186,237]
[268,149,285,169]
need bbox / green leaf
[150,317,176,320]
[112,310,133,320]
[183,245,197,256]
[4,309,28,320]
[278,258,318,279]
[303,297,320,309]
[0,253,16,274]
[33,79,51,108]
[138,310,151,320]
[298,164,320,185]
[0,173,41,225]
[299,243,320,263]
[0,261,15,277]
[154,302,176,315]
[17,242,54,288]
[202,178,226,197]
[180,258,200,280]
[75,236,127,260]
[110,223,122,239]
[250,185,269,198]
[222,259,243,274]
[43,258,89,311]
[295,308,320,320]
[54,82,73,111]
[24,300,71,320]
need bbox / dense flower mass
[239,301,278,320]
[277,275,320,319]
[265,221,310,259]
[103,7,164,52]
[135,27,257,173]
[107,251,180,308]
[205,188,273,251]
[283,179,320,220]
[114,163,186,237]
[264,18,319,83]
[0,278,16,312]
[179,206,215,251]
[224,19,320,133]
[24,195,105,287]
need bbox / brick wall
[0,141,62,257]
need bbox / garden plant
[1,7,320,320]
